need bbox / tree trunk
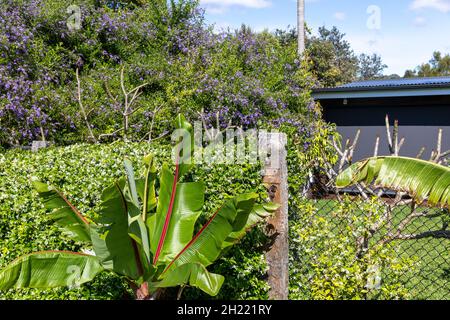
[297,0,305,56]
[130,282,164,300]
[134,282,150,300]
[123,113,129,142]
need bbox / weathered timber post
[31,141,53,152]
[261,132,289,300]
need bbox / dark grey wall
[336,126,450,161]
[324,104,450,126]
[320,95,450,161]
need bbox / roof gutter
[312,87,450,100]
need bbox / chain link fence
[289,117,450,300]
[304,184,450,300]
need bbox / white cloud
[333,12,346,21]
[201,0,272,9]
[410,0,450,13]
[413,16,427,26]
[206,6,228,14]
[201,0,271,15]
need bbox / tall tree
[306,26,359,87]
[358,53,387,80]
[404,51,450,77]
[274,25,387,86]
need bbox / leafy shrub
[0,141,270,299]
[0,0,317,147]
[289,197,417,300]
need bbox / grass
[393,215,450,300]
[312,199,450,300]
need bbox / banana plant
[336,156,450,207]
[0,115,277,299]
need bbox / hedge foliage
[0,142,270,300]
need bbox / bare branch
[120,66,127,100]
[86,108,95,117]
[332,136,344,157]
[98,127,124,140]
[373,136,380,157]
[385,114,393,154]
[393,120,399,155]
[430,129,450,164]
[103,81,118,103]
[438,150,450,162]
[148,105,163,143]
[197,108,214,141]
[387,230,450,241]
[128,91,144,112]
[76,68,97,143]
[338,148,349,173]
[39,126,46,142]
[347,129,360,164]
[140,130,169,143]
[398,137,405,154]
[437,128,442,157]
[128,82,149,96]
[416,147,426,159]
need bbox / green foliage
[336,156,450,207]
[284,26,389,86]
[358,53,388,81]
[285,119,339,218]
[0,141,270,299]
[32,180,92,242]
[183,229,270,300]
[405,51,450,77]
[306,26,359,87]
[289,198,417,300]
[0,252,103,290]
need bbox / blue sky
[199,0,450,76]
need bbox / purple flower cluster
[0,1,45,143]
[183,25,314,134]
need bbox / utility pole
[297,0,305,56]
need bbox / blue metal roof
[312,76,450,99]
[337,76,450,89]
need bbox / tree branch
[76,68,97,143]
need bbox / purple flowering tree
[0,0,321,148]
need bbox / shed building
[312,77,450,161]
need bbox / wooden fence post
[261,132,289,300]
[31,141,53,152]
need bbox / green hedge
[0,142,269,300]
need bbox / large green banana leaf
[174,114,194,179]
[32,180,91,242]
[137,154,157,220]
[124,159,151,266]
[90,181,142,280]
[150,114,198,266]
[160,193,258,275]
[222,202,279,250]
[0,251,103,290]
[149,164,205,266]
[336,156,450,206]
[151,263,224,296]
